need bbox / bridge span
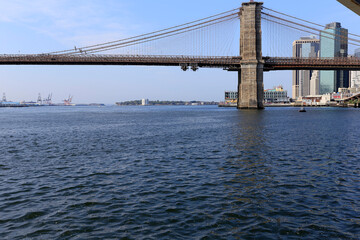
[1,55,360,72]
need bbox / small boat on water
[299,107,306,112]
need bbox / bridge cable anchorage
[76,15,239,55]
[263,6,360,39]
[46,7,240,55]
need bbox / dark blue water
[0,106,359,239]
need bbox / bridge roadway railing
[264,57,360,71]
[0,54,242,68]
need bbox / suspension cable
[75,16,239,54]
[262,12,360,45]
[48,7,240,55]
[61,13,239,55]
[263,6,360,39]
[261,17,360,48]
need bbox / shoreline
[218,103,359,108]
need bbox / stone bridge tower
[238,1,264,109]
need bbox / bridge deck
[263,57,360,71]
[0,55,360,71]
[0,55,240,69]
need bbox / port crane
[43,94,53,105]
[63,95,73,106]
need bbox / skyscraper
[310,70,320,95]
[319,22,349,94]
[292,36,320,98]
[351,48,360,88]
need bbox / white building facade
[351,48,360,88]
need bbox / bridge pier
[237,64,264,109]
[237,1,264,109]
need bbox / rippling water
[0,106,359,239]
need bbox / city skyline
[0,0,359,103]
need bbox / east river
[0,106,359,239]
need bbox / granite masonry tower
[237,1,264,109]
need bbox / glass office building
[292,36,320,98]
[319,22,349,94]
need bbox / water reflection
[217,110,278,238]
[234,110,266,153]
[216,109,360,239]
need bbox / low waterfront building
[302,95,323,104]
[332,92,353,100]
[217,91,239,107]
[142,99,149,106]
[297,94,332,106]
[224,91,238,104]
[264,86,289,103]
[225,91,238,103]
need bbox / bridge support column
[238,63,264,109]
[237,1,264,109]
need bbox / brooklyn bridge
[1,1,360,109]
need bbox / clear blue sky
[0,0,359,104]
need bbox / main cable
[262,12,360,45]
[263,6,360,39]
[261,16,360,48]
[48,7,240,55]
[63,13,239,55]
[82,15,239,54]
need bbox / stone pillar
[238,1,264,109]
[237,71,241,104]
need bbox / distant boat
[299,107,306,112]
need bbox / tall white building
[351,72,360,88]
[351,48,360,88]
[310,70,320,95]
